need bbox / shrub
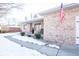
[34,32,41,39]
[20,32,25,36]
[27,34,31,37]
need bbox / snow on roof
[21,16,44,24]
[39,3,79,15]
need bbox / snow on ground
[12,33,60,49]
[0,36,46,56]
[0,32,19,36]
[1,32,60,49]
[13,35,46,45]
[47,44,60,49]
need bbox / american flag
[60,3,64,23]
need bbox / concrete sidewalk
[4,33,79,56]
[0,36,46,56]
[58,45,79,56]
[4,36,58,56]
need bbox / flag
[60,3,64,23]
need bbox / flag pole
[56,3,65,56]
[60,3,64,23]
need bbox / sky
[0,0,78,3]
[0,0,78,25]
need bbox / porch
[21,17,44,38]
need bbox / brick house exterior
[23,17,44,34]
[39,4,79,45]
[0,25,21,33]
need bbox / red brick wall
[43,7,78,45]
[7,27,21,32]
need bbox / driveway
[0,36,46,56]
[0,32,79,56]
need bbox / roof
[39,3,79,16]
[21,17,44,24]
